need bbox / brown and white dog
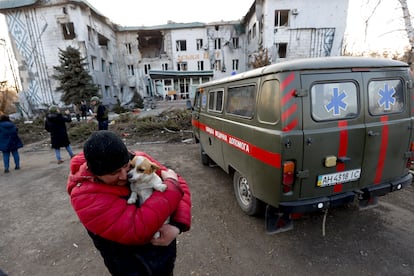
[127,155,168,238]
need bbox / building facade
[0,0,348,116]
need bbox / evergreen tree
[52,46,98,105]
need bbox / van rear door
[300,73,365,198]
[359,72,410,188]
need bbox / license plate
[317,169,361,187]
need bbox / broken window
[232,37,239,49]
[87,26,93,42]
[214,38,221,50]
[144,64,151,75]
[125,43,132,54]
[275,10,289,27]
[277,43,287,58]
[91,56,97,70]
[97,33,109,47]
[176,40,187,51]
[197,61,204,71]
[252,23,257,38]
[127,65,134,76]
[232,59,239,71]
[61,23,75,40]
[196,39,203,50]
[177,62,188,71]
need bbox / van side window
[194,90,201,109]
[368,79,404,115]
[208,90,224,112]
[226,85,256,118]
[311,82,358,121]
[258,80,280,124]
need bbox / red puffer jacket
[67,151,191,245]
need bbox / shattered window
[61,23,75,40]
[176,40,187,51]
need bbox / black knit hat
[83,131,130,176]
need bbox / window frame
[226,84,256,118]
[208,89,224,113]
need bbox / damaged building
[0,0,349,115]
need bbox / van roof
[199,57,408,87]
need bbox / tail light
[282,161,295,193]
[406,142,414,168]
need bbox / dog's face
[128,156,160,184]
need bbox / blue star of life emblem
[378,83,395,110]
[325,87,348,116]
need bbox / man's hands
[150,224,180,246]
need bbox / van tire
[233,171,263,216]
[200,145,211,166]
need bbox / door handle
[368,130,379,136]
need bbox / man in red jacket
[67,131,191,275]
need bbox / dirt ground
[1,136,414,275]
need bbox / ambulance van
[191,57,413,233]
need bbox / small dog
[127,155,168,238]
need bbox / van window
[368,79,404,115]
[194,90,201,109]
[226,85,256,118]
[311,82,358,121]
[208,90,224,112]
[258,80,280,124]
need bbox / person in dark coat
[45,105,74,164]
[0,114,23,173]
[80,100,88,121]
[89,96,108,130]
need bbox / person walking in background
[80,100,88,121]
[0,114,23,173]
[89,96,108,130]
[45,105,74,164]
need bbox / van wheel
[200,145,211,166]
[233,171,262,216]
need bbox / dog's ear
[129,156,137,168]
[149,162,160,173]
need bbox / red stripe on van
[374,116,389,184]
[282,118,298,132]
[280,72,295,91]
[281,73,297,132]
[282,104,297,121]
[337,120,348,172]
[194,121,281,168]
[333,121,348,193]
[191,118,200,128]
[281,89,295,105]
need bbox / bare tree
[363,0,382,43]
[250,48,270,69]
[398,0,414,67]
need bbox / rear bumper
[278,173,412,214]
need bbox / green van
[192,57,413,233]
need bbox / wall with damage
[245,0,349,68]
[1,0,119,115]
